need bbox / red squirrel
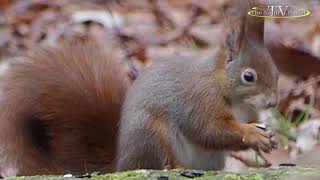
[0,0,279,177]
[116,1,278,171]
[0,37,131,177]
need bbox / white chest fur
[172,131,225,170]
[231,102,258,123]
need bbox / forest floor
[5,167,320,180]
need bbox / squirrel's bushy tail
[0,37,131,176]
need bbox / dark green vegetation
[5,166,320,180]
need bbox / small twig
[105,4,148,80]
[256,151,272,167]
[230,151,271,168]
[152,1,203,45]
[148,0,175,29]
[104,1,205,48]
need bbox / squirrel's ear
[225,20,245,56]
[223,0,246,59]
[223,0,265,62]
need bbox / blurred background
[0,0,320,172]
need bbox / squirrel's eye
[241,68,257,85]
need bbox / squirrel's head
[219,3,279,111]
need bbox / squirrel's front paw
[242,124,277,153]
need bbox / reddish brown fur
[0,37,131,176]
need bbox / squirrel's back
[0,38,131,176]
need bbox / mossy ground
[5,166,320,180]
